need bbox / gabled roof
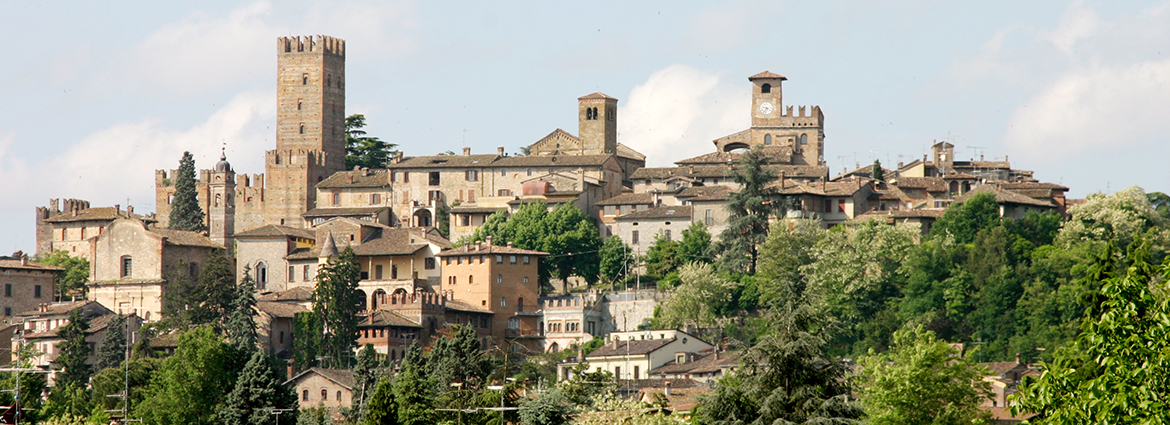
[891,177,949,192]
[360,310,422,328]
[616,143,646,161]
[257,301,308,318]
[996,181,1069,191]
[956,185,1055,207]
[285,368,354,390]
[234,225,316,240]
[147,228,222,248]
[578,92,617,100]
[257,286,314,302]
[596,193,655,206]
[650,350,740,375]
[0,257,63,272]
[301,206,389,218]
[588,338,675,357]
[675,186,733,202]
[614,206,692,221]
[316,169,391,189]
[493,154,615,168]
[748,71,787,81]
[16,300,102,318]
[981,361,1027,377]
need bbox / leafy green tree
[296,407,332,425]
[1055,186,1170,255]
[1148,191,1170,221]
[1012,240,1170,422]
[465,202,602,288]
[427,325,489,392]
[54,309,92,388]
[755,219,824,308]
[692,303,862,425]
[353,344,380,411]
[643,233,681,279]
[91,357,156,418]
[96,313,127,371]
[677,221,713,264]
[219,349,298,425]
[345,114,397,169]
[855,326,991,425]
[598,236,633,285]
[364,376,398,425]
[135,326,235,425]
[518,388,574,425]
[654,263,736,330]
[717,148,779,274]
[929,192,1000,244]
[313,247,363,368]
[36,250,90,299]
[169,151,207,232]
[43,383,92,421]
[226,266,258,353]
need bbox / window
[500,297,507,307]
[303,265,310,280]
[402,172,409,183]
[604,205,616,216]
[823,199,832,213]
[303,390,309,401]
[620,205,631,215]
[256,262,268,287]
[496,255,503,264]
[664,230,671,241]
[705,209,714,225]
[429,172,440,186]
[337,391,342,402]
[838,199,846,213]
[606,225,612,236]
[391,265,398,279]
[189,262,198,278]
[467,190,475,203]
[761,83,771,93]
[615,367,621,379]
[526,169,532,176]
[289,266,295,282]
[280,331,285,344]
[332,192,341,206]
[462,215,470,226]
[302,74,308,85]
[508,317,519,329]
[321,389,327,401]
[632,230,639,245]
[497,274,503,284]
[424,258,436,270]
[297,100,302,110]
[468,275,474,284]
[800,134,808,145]
[299,124,305,134]
[4,284,9,297]
[429,190,442,202]
[498,189,511,196]
[375,265,383,280]
[764,134,772,145]
[523,256,530,264]
[465,170,478,181]
[634,366,640,380]
[509,255,516,264]
[524,277,529,285]
[121,256,132,278]
[370,193,380,204]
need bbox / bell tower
[750,71,786,128]
[208,149,236,253]
[266,35,346,227]
[578,92,617,155]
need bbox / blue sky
[2,0,1169,252]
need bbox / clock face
[759,102,774,115]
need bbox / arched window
[321,389,327,401]
[800,134,808,145]
[302,74,308,85]
[303,390,309,401]
[764,134,772,145]
[517,297,524,313]
[297,100,302,110]
[500,296,507,307]
[214,193,222,207]
[256,262,268,289]
[508,317,519,330]
[761,83,771,93]
[336,390,342,402]
[299,124,305,134]
[497,274,503,284]
[468,275,474,284]
[120,256,132,278]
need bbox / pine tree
[364,377,398,425]
[53,309,92,388]
[169,151,207,231]
[393,342,434,425]
[226,266,259,353]
[96,313,126,371]
[345,114,397,169]
[353,344,380,410]
[717,148,779,274]
[292,311,322,372]
[872,159,885,181]
[219,349,298,425]
[312,247,363,368]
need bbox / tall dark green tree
[353,344,380,411]
[96,313,127,371]
[598,236,633,284]
[364,376,398,425]
[345,114,397,169]
[871,159,885,181]
[718,148,779,274]
[292,311,322,372]
[226,266,259,353]
[162,249,235,329]
[168,151,207,232]
[219,349,298,425]
[53,309,92,388]
[643,233,681,279]
[313,247,363,368]
[427,325,490,392]
[393,342,434,425]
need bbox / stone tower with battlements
[716,71,826,166]
[266,35,347,227]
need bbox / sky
[2,0,1169,253]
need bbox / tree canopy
[312,247,363,368]
[168,151,206,232]
[37,250,90,300]
[717,148,779,274]
[345,114,397,169]
[464,202,602,288]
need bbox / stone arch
[722,142,750,153]
[548,342,560,353]
[356,289,368,310]
[372,289,387,310]
[761,83,771,93]
[413,209,432,227]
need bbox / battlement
[265,149,329,167]
[772,105,823,127]
[41,198,91,215]
[278,35,345,57]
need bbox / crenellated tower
[715,71,826,166]
[266,35,347,227]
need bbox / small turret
[319,232,338,260]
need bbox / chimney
[127,205,134,215]
[498,146,505,156]
[463,147,471,156]
[1015,352,1021,365]
[287,361,296,379]
[114,204,120,215]
[507,241,513,248]
[393,151,403,164]
[779,172,786,187]
[664,381,672,397]
[20,254,28,266]
[486,235,493,246]
[71,206,79,217]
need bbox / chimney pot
[507,241,513,248]
[498,146,505,156]
[20,254,28,266]
[114,204,120,215]
[665,381,672,397]
[463,147,471,156]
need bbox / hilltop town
[6,35,1169,425]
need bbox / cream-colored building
[286,368,354,411]
[560,329,711,382]
[88,218,223,321]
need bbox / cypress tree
[226,266,259,352]
[53,309,92,388]
[169,151,207,231]
[718,148,779,274]
[353,344,379,410]
[364,377,398,425]
[96,313,126,371]
[219,349,298,425]
[393,342,434,425]
[312,247,363,368]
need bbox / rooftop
[234,224,316,240]
[613,206,692,221]
[316,168,391,189]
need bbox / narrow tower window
[299,124,305,134]
[800,134,808,145]
[302,74,308,85]
[761,83,771,93]
[297,100,302,110]
[764,134,772,145]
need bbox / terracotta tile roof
[631,164,827,181]
[614,206,692,221]
[286,368,354,389]
[596,193,655,206]
[349,227,449,256]
[234,224,316,240]
[0,258,64,272]
[674,146,793,165]
[450,206,507,214]
[438,242,547,257]
[301,206,389,218]
[851,209,947,223]
[148,228,223,248]
[675,186,733,201]
[257,286,314,302]
[956,185,1055,207]
[16,300,98,318]
[443,298,494,314]
[588,338,675,357]
[360,310,422,328]
[770,179,869,197]
[316,169,391,189]
[650,350,740,375]
[616,143,646,161]
[257,301,308,318]
[578,92,617,100]
[997,181,1069,191]
[891,177,949,192]
[748,70,787,80]
[388,154,502,169]
[492,154,614,168]
[42,207,150,223]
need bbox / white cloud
[1044,1,1101,56]
[619,65,748,166]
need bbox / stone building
[437,238,545,351]
[233,224,317,292]
[539,293,606,353]
[0,252,61,317]
[712,71,826,166]
[286,368,354,411]
[88,217,223,321]
[14,301,143,383]
[306,168,394,226]
[154,35,348,246]
[559,329,711,382]
[35,199,153,262]
[613,206,695,256]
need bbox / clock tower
[750,71,786,128]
